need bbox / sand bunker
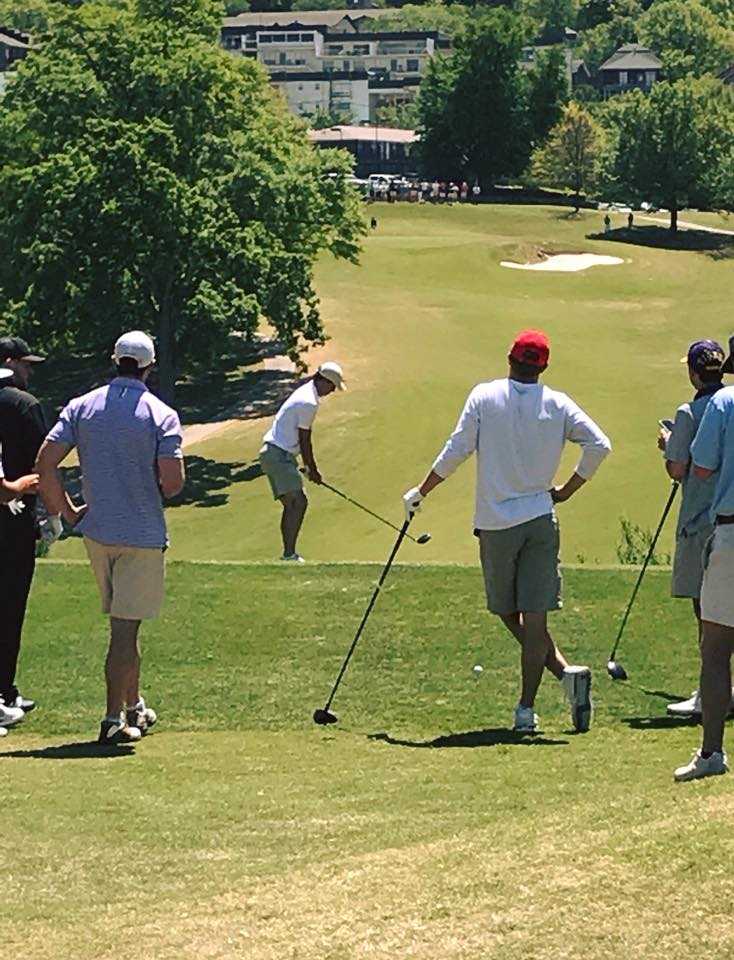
[501,253,624,273]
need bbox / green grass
[5,561,733,959]
[49,203,733,566]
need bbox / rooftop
[600,44,663,72]
[308,124,417,144]
[223,10,392,29]
[0,31,30,50]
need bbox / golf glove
[6,499,25,516]
[403,486,423,519]
[39,515,63,544]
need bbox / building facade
[598,44,663,97]
[0,28,30,74]
[308,124,417,178]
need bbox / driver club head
[607,660,628,681]
[416,533,432,545]
[313,708,338,726]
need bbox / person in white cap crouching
[36,332,186,747]
[260,362,345,562]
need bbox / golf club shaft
[609,482,680,661]
[319,478,422,544]
[323,516,412,712]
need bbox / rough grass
[5,561,734,959]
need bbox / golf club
[313,514,414,726]
[301,470,431,545]
[607,481,680,681]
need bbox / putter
[313,515,414,726]
[302,471,431,545]
[607,481,680,681]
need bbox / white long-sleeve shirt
[432,378,611,530]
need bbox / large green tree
[0,0,364,400]
[577,0,642,72]
[526,47,569,147]
[638,0,734,80]
[601,78,734,231]
[417,9,543,183]
[530,101,605,209]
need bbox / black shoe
[13,695,36,713]
[98,719,142,745]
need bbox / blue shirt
[46,378,183,548]
[665,388,721,536]
[690,386,734,522]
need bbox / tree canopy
[639,0,734,80]
[530,101,605,208]
[0,0,364,400]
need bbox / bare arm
[694,464,716,481]
[419,470,444,497]
[666,460,688,481]
[0,474,38,503]
[158,457,186,499]
[298,428,321,483]
[551,472,587,504]
[35,440,84,524]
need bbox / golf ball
[473,664,483,677]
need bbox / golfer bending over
[404,330,611,734]
[675,337,734,781]
[259,362,345,562]
[36,332,185,746]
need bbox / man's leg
[700,620,734,755]
[105,617,141,718]
[518,611,549,709]
[0,513,36,704]
[280,490,308,556]
[499,612,568,679]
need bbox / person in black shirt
[0,336,47,720]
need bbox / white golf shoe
[674,749,728,782]
[667,691,701,718]
[0,726,7,738]
[563,666,593,733]
[0,700,25,728]
[281,553,305,563]
[513,705,539,733]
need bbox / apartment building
[221,10,450,122]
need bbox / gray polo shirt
[666,390,720,538]
[46,378,183,548]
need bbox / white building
[221,10,450,123]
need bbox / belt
[716,515,734,525]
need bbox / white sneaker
[563,666,593,733]
[513,705,539,733]
[281,553,305,563]
[667,690,701,718]
[0,701,25,728]
[674,749,729,782]
[0,726,7,738]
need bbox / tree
[0,0,364,400]
[530,101,605,209]
[576,0,642,72]
[526,47,568,147]
[375,98,420,130]
[225,1,250,13]
[517,0,579,34]
[638,0,734,80]
[417,10,540,182]
[388,3,471,36]
[601,78,734,231]
[303,105,353,129]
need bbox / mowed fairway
[5,560,734,959]
[53,203,734,566]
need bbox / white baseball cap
[0,368,12,382]
[317,361,346,391]
[113,330,156,369]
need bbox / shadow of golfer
[621,716,699,731]
[367,728,568,748]
[0,740,137,760]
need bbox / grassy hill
[4,561,730,960]
[49,203,734,565]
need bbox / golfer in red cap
[404,330,611,734]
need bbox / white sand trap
[501,253,624,272]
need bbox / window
[343,60,351,71]
[272,34,285,42]
[287,33,299,42]
[406,59,419,72]
[300,33,313,42]
[619,71,628,84]
[260,35,272,43]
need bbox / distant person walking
[604,213,611,234]
[627,212,634,230]
[37,331,185,746]
[472,182,481,204]
[661,341,730,720]
[259,363,345,562]
[0,337,50,731]
[403,330,611,734]
[674,337,734,781]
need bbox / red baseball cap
[509,329,550,368]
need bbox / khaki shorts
[84,537,166,621]
[477,513,562,616]
[259,443,303,500]
[671,527,713,599]
[701,525,734,627]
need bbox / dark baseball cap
[681,340,725,374]
[0,336,45,363]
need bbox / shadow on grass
[586,226,734,256]
[0,740,136,760]
[368,728,568,748]
[621,716,699,730]
[168,457,263,509]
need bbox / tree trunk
[156,298,176,406]
[670,205,678,234]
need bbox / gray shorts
[259,443,303,500]
[478,513,562,616]
[671,527,713,599]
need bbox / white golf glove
[39,515,63,544]
[6,499,25,516]
[403,486,423,520]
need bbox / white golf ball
[472,664,483,677]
